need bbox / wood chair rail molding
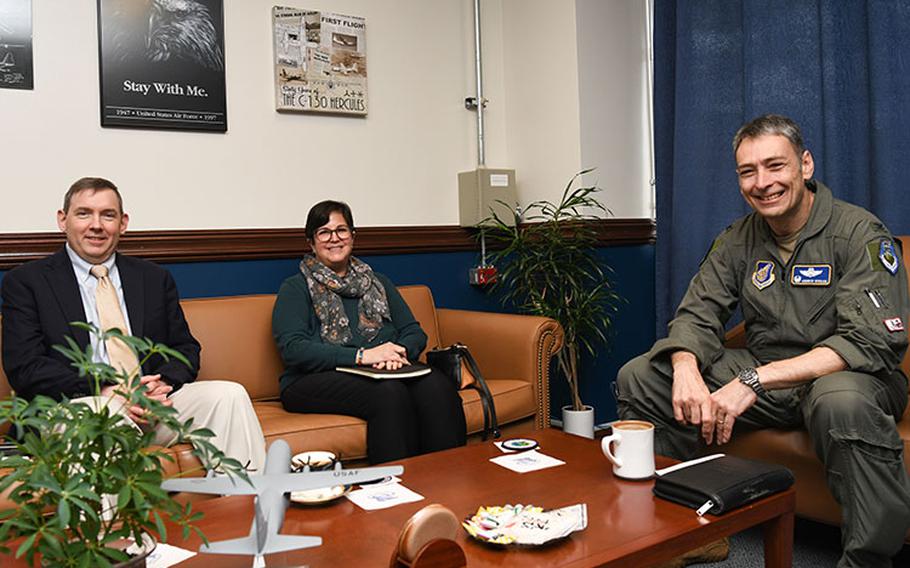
[0,219,655,270]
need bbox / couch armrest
[436,309,564,429]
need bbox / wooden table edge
[558,487,796,568]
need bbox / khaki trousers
[617,350,910,568]
[74,380,266,474]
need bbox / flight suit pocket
[847,287,892,324]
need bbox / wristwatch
[736,367,767,398]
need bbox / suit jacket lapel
[118,256,145,337]
[44,248,90,348]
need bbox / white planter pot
[561,405,595,439]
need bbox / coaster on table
[395,504,460,563]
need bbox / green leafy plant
[483,170,622,411]
[0,323,250,567]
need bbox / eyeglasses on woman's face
[314,226,353,242]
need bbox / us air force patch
[880,240,899,275]
[791,264,832,286]
[868,239,900,274]
[752,260,776,290]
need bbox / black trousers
[281,368,467,464]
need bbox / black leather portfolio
[335,363,432,380]
[653,455,794,515]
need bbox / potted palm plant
[483,170,621,438]
[0,324,249,567]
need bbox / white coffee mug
[601,420,655,480]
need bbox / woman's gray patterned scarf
[299,254,390,344]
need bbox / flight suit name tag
[752,260,776,290]
[790,264,832,286]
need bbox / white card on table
[347,482,424,510]
[489,450,565,473]
[146,542,196,568]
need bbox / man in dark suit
[1,176,265,472]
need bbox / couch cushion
[181,295,284,401]
[397,285,441,358]
[255,401,368,461]
[461,379,535,433]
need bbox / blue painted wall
[0,245,656,421]
[545,246,657,424]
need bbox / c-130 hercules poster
[272,6,367,116]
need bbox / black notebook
[335,363,432,380]
[653,455,794,515]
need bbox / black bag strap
[456,344,501,440]
[451,344,488,437]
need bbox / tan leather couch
[721,238,910,537]
[0,285,563,479]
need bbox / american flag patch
[884,317,905,332]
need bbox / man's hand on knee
[708,380,757,445]
[100,375,173,425]
[139,374,173,405]
[670,351,714,432]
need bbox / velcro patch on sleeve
[867,239,900,275]
[884,317,905,332]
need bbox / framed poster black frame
[96,0,228,132]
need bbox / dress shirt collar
[65,244,117,284]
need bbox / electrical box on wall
[457,168,517,227]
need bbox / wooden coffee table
[158,428,793,567]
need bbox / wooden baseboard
[0,219,655,270]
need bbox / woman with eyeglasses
[272,200,467,464]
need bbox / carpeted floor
[696,518,910,567]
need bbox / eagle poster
[97,0,227,131]
[0,0,33,90]
[272,7,367,115]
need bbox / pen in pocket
[864,288,882,308]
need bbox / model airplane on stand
[161,439,404,567]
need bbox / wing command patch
[752,260,776,290]
[868,239,900,275]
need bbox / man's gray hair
[732,114,805,157]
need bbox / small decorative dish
[463,504,544,546]
[463,503,587,546]
[290,484,351,505]
[291,450,337,471]
[501,438,539,452]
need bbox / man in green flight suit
[618,114,910,568]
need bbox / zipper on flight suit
[796,238,838,325]
[807,287,838,324]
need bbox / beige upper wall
[0,0,650,232]
[499,0,582,210]
[576,0,653,218]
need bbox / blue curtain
[654,0,910,334]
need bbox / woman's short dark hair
[304,200,355,240]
